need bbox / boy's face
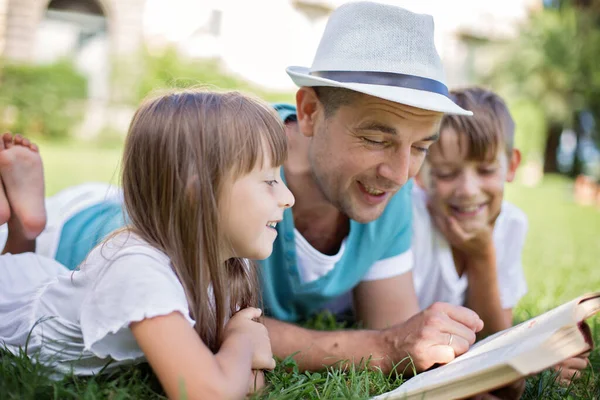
[420,127,520,233]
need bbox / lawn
[1,140,599,399]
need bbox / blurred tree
[0,60,87,139]
[484,1,600,175]
[111,47,294,107]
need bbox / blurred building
[0,0,541,135]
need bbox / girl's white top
[0,232,194,376]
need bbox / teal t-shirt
[55,201,126,270]
[260,104,413,322]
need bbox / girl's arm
[131,308,273,400]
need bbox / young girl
[0,89,294,399]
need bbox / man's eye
[412,146,429,154]
[362,137,386,146]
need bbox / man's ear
[506,148,521,182]
[295,87,320,138]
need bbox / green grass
[2,141,600,399]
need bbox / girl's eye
[265,180,278,187]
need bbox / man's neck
[284,164,350,256]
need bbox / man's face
[299,90,442,223]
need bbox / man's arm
[353,272,420,329]
[264,301,483,374]
[263,316,388,371]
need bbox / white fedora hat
[286,1,472,116]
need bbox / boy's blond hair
[441,87,515,160]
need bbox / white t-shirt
[412,186,528,310]
[294,228,414,314]
[0,232,194,376]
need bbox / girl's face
[219,154,295,260]
[420,128,520,233]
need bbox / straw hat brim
[286,66,472,116]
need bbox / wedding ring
[448,333,454,346]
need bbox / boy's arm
[463,245,513,337]
[429,211,512,337]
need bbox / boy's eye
[478,167,497,175]
[265,180,278,187]
[433,171,457,180]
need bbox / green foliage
[0,60,87,139]
[113,47,294,106]
[482,3,600,158]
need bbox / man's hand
[380,302,484,372]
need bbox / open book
[373,292,600,400]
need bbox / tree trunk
[543,122,563,173]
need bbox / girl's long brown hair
[121,88,287,351]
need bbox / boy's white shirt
[411,185,529,311]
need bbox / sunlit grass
[2,142,599,399]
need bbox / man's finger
[430,303,484,333]
[442,332,471,357]
[427,344,455,366]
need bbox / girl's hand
[248,370,266,394]
[223,307,276,370]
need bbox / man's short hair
[441,87,515,160]
[313,86,360,118]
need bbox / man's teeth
[363,185,384,195]
[267,222,277,228]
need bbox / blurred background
[0,0,598,308]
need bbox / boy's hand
[554,351,590,385]
[223,307,276,371]
[428,203,494,261]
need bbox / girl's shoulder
[82,230,171,271]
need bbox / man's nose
[377,149,411,188]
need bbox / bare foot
[0,133,46,241]
[0,135,11,225]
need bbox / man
[254,1,486,374]
[3,1,485,376]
